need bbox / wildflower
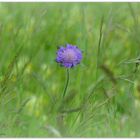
[56,44,82,68]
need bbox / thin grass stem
[63,68,70,98]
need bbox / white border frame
[0,0,140,2]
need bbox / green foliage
[0,2,140,137]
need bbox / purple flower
[56,44,82,68]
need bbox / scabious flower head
[56,44,82,68]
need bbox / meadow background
[0,2,140,137]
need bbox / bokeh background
[0,2,140,137]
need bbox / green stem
[63,68,70,98]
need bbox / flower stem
[63,68,70,98]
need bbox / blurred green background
[0,2,140,137]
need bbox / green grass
[0,2,140,137]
